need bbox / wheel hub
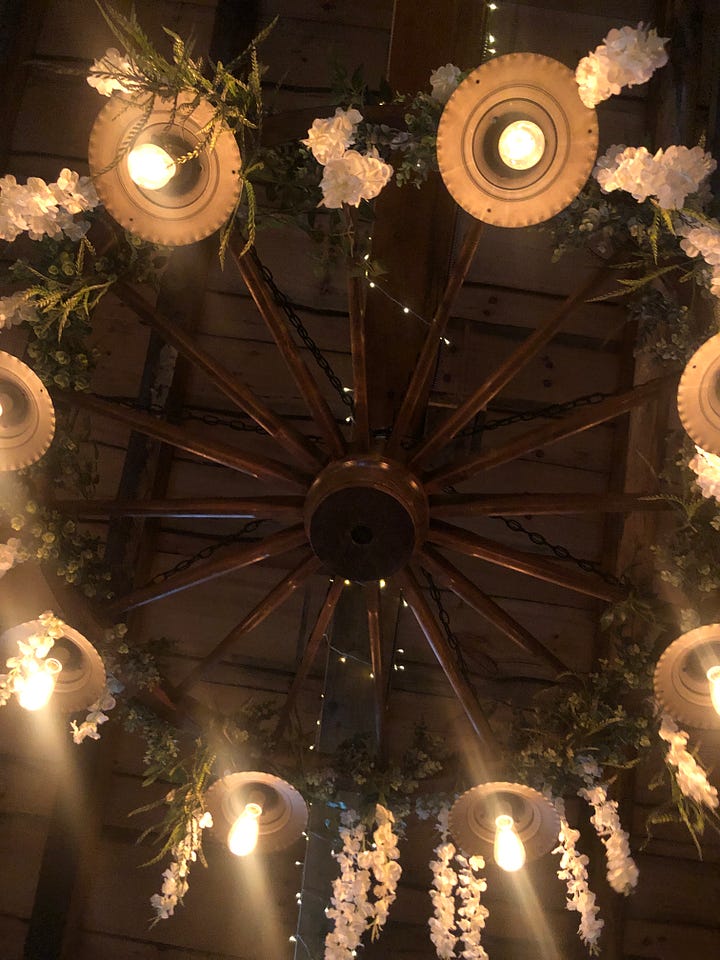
[304,456,428,581]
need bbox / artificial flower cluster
[70,683,118,744]
[302,108,393,209]
[428,809,489,960]
[0,291,38,331]
[594,144,715,211]
[325,805,401,959]
[429,63,462,104]
[658,713,719,810]
[0,537,22,578]
[0,610,64,708]
[553,798,604,955]
[0,169,98,243]
[575,24,668,109]
[688,445,720,502]
[678,220,720,298]
[150,807,213,921]
[86,47,135,97]
[577,759,639,895]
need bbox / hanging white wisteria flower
[150,807,213,921]
[325,805,401,959]
[688,445,720,501]
[575,23,669,109]
[658,713,719,810]
[428,807,489,960]
[577,758,639,895]
[593,143,716,210]
[70,683,118,744]
[429,63,462,104]
[552,798,604,955]
[302,107,364,165]
[0,537,23,577]
[0,169,99,243]
[86,47,134,97]
[678,220,720,298]
[0,610,65,709]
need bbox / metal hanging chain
[491,515,627,588]
[421,568,499,681]
[250,251,355,412]
[145,519,267,586]
[470,391,611,435]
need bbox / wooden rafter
[429,491,670,517]
[55,496,305,521]
[366,581,386,745]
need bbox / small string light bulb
[707,665,720,716]
[227,800,263,856]
[493,813,526,872]
[14,657,62,711]
[127,143,177,190]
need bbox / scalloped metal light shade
[654,624,720,730]
[436,53,598,228]
[0,618,106,713]
[0,351,55,472]
[88,92,242,246]
[677,334,720,455]
[205,771,309,854]
[449,780,560,862]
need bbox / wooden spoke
[57,391,310,488]
[55,496,305,521]
[429,491,670,518]
[365,582,386,746]
[409,262,614,470]
[425,376,676,491]
[396,567,497,750]
[348,273,370,447]
[233,242,346,458]
[427,520,624,602]
[115,280,326,473]
[175,553,322,694]
[107,524,308,615]
[419,545,567,673]
[386,220,483,456]
[277,578,345,736]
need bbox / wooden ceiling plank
[419,544,567,673]
[233,243,347,458]
[409,261,614,471]
[427,519,624,603]
[425,375,676,490]
[429,491,671,517]
[115,280,326,473]
[396,566,498,750]
[175,552,322,694]
[106,524,308,616]
[57,390,311,488]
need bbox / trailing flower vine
[658,713,719,810]
[552,798,604,955]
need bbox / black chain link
[470,392,610,435]
[252,250,355,412]
[421,568,498,681]
[146,518,267,586]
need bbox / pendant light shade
[654,624,720,729]
[436,53,598,228]
[0,618,106,713]
[677,334,720,455]
[0,351,55,472]
[449,780,560,863]
[205,771,308,855]
[88,92,242,246]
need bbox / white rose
[430,63,462,103]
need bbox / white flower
[150,805,212,921]
[659,712,719,809]
[689,446,720,501]
[319,149,393,208]
[576,24,668,108]
[70,683,117,744]
[577,760,638,895]
[430,63,462,104]
[553,799,604,955]
[302,107,363,165]
[0,169,99,243]
[677,218,720,298]
[87,47,133,97]
[0,537,23,575]
[0,291,39,330]
[594,143,715,210]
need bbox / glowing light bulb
[497,120,545,171]
[707,665,720,716]
[127,143,177,190]
[493,813,526,872]
[15,658,62,711]
[227,801,262,856]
